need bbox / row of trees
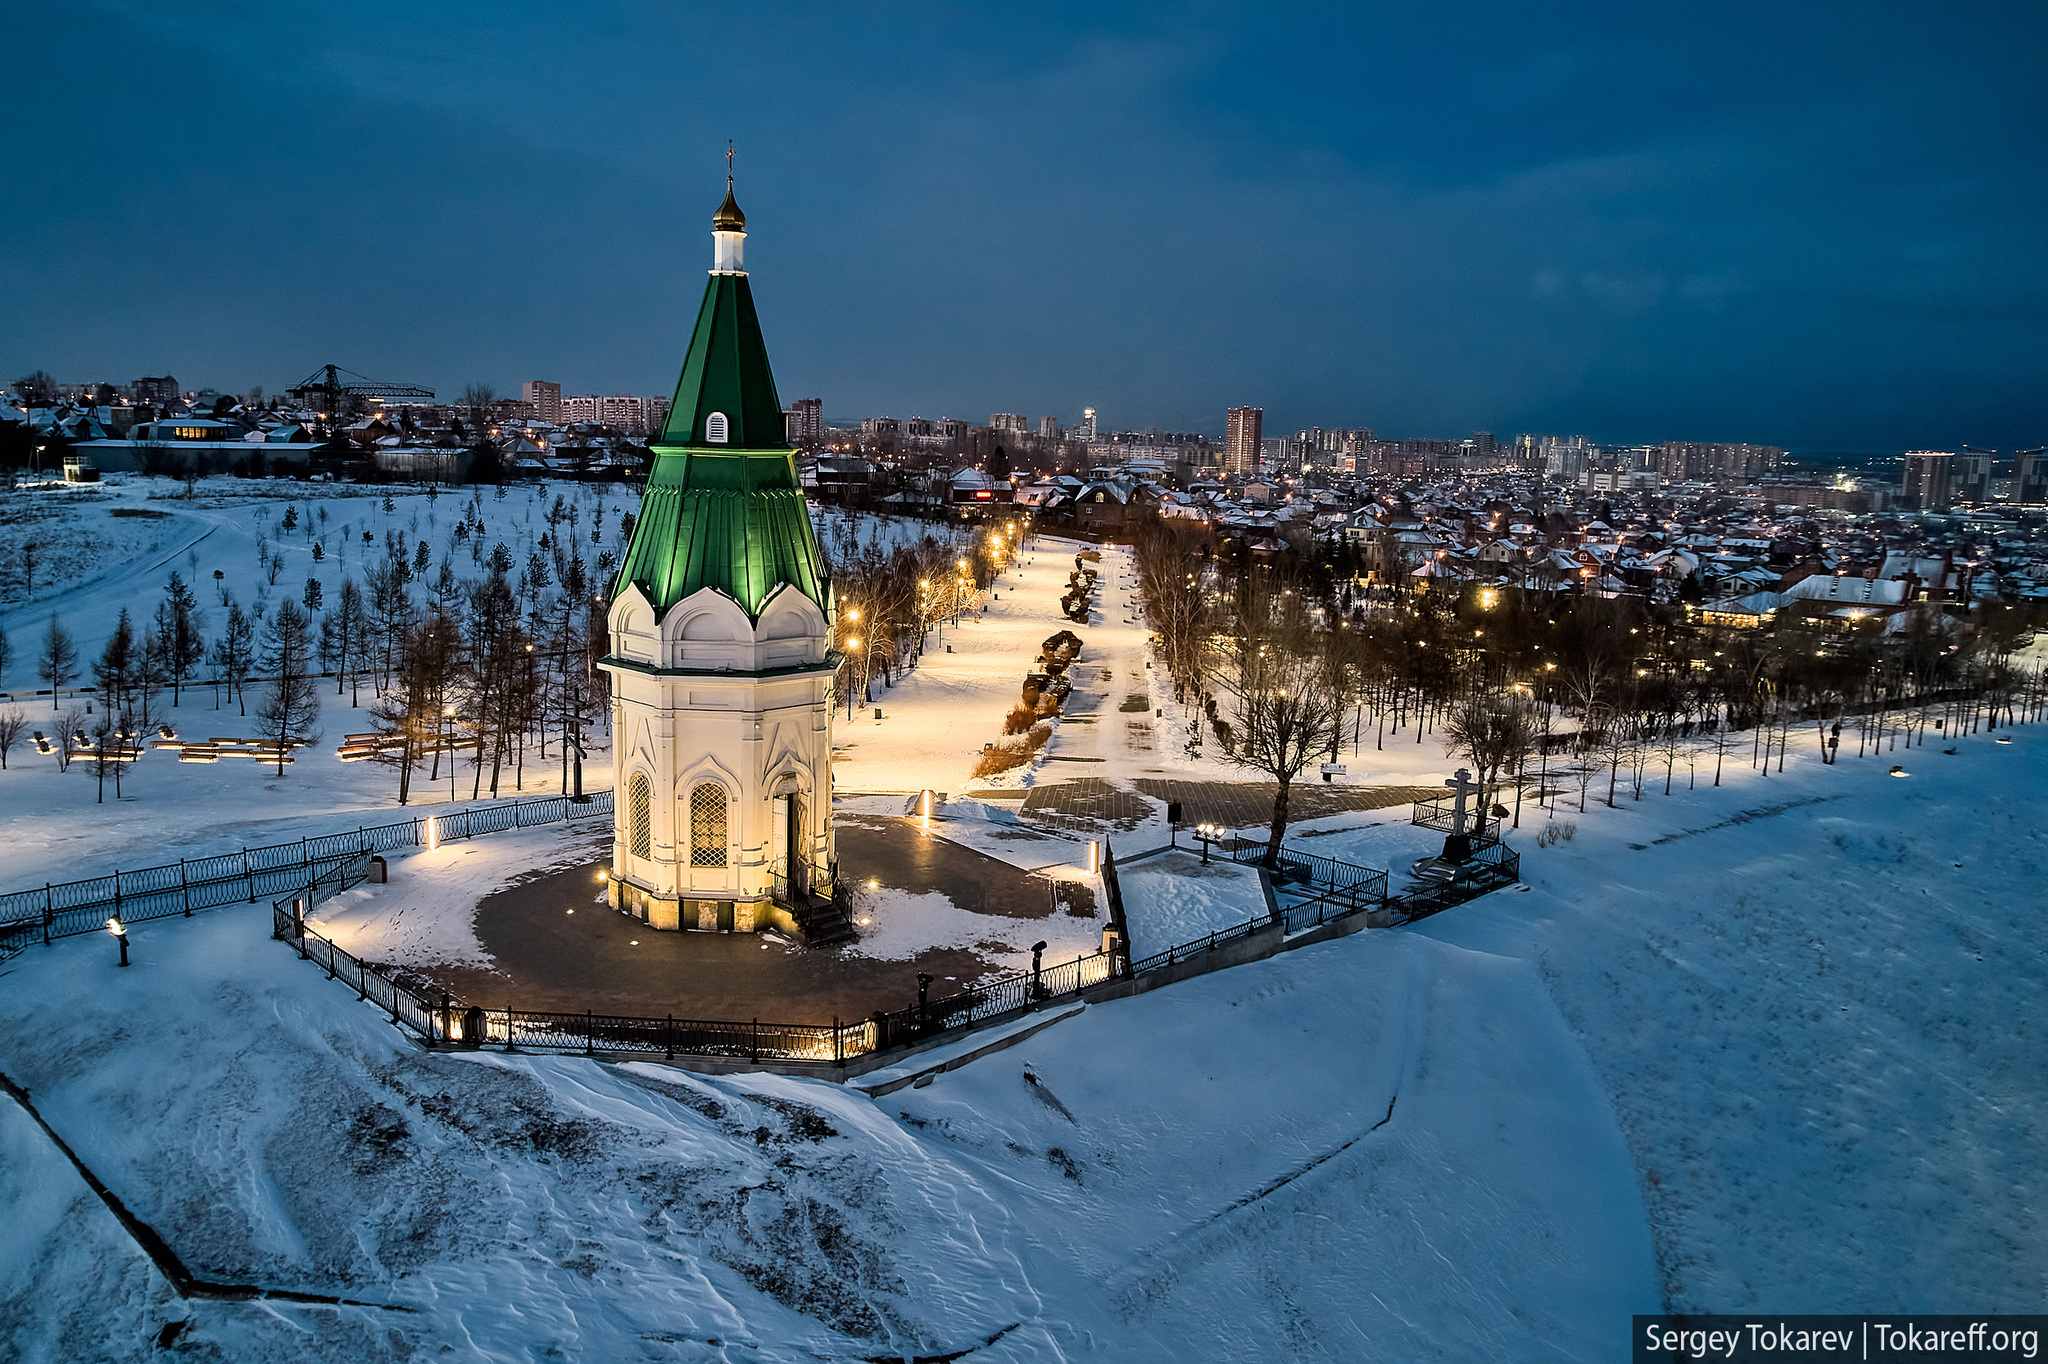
[821,519,1018,715]
[5,486,623,800]
[1132,520,2048,866]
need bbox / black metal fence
[1410,794,1502,844]
[1385,840,1519,924]
[1217,837,1384,892]
[0,790,614,956]
[262,821,1513,1070]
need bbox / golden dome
[713,177,746,232]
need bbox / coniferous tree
[211,598,255,714]
[94,609,136,719]
[37,614,78,711]
[330,577,366,702]
[158,571,205,705]
[255,598,319,775]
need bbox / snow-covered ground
[0,475,627,886]
[308,819,608,971]
[1116,847,1269,946]
[2,716,2040,1360]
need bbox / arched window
[627,772,652,859]
[689,783,728,866]
[705,411,729,444]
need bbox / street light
[1196,822,1221,864]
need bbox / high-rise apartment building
[785,397,823,447]
[2015,449,2048,504]
[1225,406,1262,475]
[1900,451,1953,511]
[523,380,563,423]
[1951,451,1992,505]
[1037,415,1060,438]
[1080,407,1097,440]
[990,413,1028,434]
[1654,441,1785,482]
[560,393,666,434]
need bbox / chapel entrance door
[786,794,808,899]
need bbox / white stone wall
[602,582,835,927]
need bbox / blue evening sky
[3,0,2043,450]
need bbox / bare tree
[1211,608,1349,868]
[255,598,320,775]
[0,708,24,769]
[462,383,497,434]
[1441,692,1537,798]
[37,614,77,709]
[371,611,459,804]
[17,540,37,601]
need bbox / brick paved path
[964,778,1440,834]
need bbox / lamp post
[1196,822,1219,865]
[443,703,456,803]
[106,915,129,967]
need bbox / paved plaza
[401,815,1084,1025]
[963,777,1441,833]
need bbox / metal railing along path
[0,789,613,956]
[261,827,1515,1072]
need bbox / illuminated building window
[689,783,728,866]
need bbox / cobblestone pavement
[963,778,1442,834]
[1134,780,1442,831]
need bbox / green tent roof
[612,264,829,620]
[660,271,786,447]
[614,445,829,618]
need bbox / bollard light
[107,915,130,967]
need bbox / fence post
[244,849,253,902]
[113,871,121,919]
[751,1018,758,1065]
[180,860,190,916]
[43,886,52,946]
[465,810,474,840]
[665,1013,673,1059]
[585,1010,594,1055]
[834,1015,843,1067]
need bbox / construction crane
[286,364,435,421]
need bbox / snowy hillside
[1,719,2041,1361]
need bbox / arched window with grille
[627,772,652,859]
[705,411,729,444]
[689,783,728,867]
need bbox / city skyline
[4,2,2044,451]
